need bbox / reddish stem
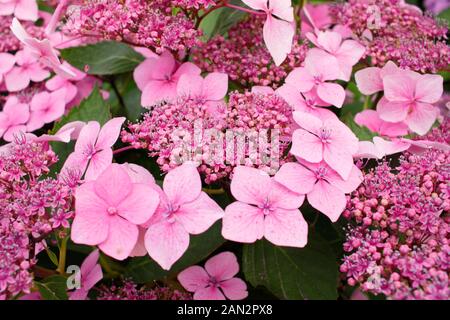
[113,146,135,155]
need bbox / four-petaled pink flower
[4,49,49,92]
[144,162,224,270]
[62,117,126,180]
[291,111,359,180]
[242,0,295,66]
[71,164,160,260]
[178,252,248,300]
[69,249,103,300]
[306,30,365,81]
[0,0,38,21]
[275,160,363,222]
[134,51,201,108]
[286,50,346,108]
[0,52,15,85]
[27,89,66,131]
[377,71,443,135]
[10,18,75,77]
[0,96,29,142]
[222,166,308,247]
[177,72,228,113]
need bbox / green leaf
[438,8,450,27]
[125,222,225,283]
[61,41,144,75]
[35,275,68,300]
[45,248,59,267]
[200,5,247,40]
[49,87,111,174]
[242,232,339,300]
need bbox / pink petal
[220,278,248,300]
[141,80,177,107]
[144,220,190,270]
[117,183,160,225]
[263,16,295,66]
[284,68,315,92]
[4,98,29,125]
[270,0,294,21]
[383,74,416,102]
[72,182,109,245]
[291,129,323,163]
[373,137,410,156]
[376,97,409,123]
[415,74,443,104]
[305,49,340,80]
[324,142,355,181]
[241,0,267,11]
[274,162,316,195]
[222,202,264,243]
[317,31,342,53]
[292,111,323,134]
[134,52,175,89]
[28,63,50,82]
[74,121,100,153]
[307,180,346,222]
[4,67,30,92]
[264,208,308,248]
[83,264,102,291]
[99,216,138,261]
[406,102,438,135]
[177,266,209,292]
[205,252,239,281]
[129,227,148,257]
[317,82,345,108]
[326,165,363,194]
[14,0,38,21]
[355,110,408,137]
[0,2,14,16]
[10,17,31,44]
[80,249,100,277]
[93,163,132,206]
[175,192,223,235]
[95,117,126,149]
[176,74,203,97]
[202,72,228,101]
[163,162,201,206]
[335,40,365,80]
[0,53,15,74]
[121,163,156,185]
[3,125,27,142]
[194,286,226,300]
[69,289,88,301]
[172,61,201,80]
[267,180,305,210]
[230,166,271,206]
[84,148,113,181]
[355,67,383,95]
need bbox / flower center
[315,167,328,180]
[319,127,332,143]
[313,75,323,85]
[163,203,179,224]
[107,206,118,216]
[258,198,274,216]
[208,276,220,288]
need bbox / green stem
[57,237,68,274]
[363,95,372,110]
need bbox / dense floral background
[0,0,449,300]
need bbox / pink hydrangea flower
[0,96,29,142]
[306,30,365,81]
[291,111,359,180]
[275,160,363,222]
[222,166,308,247]
[0,52,15,84]
[10,18,75,77]
[355,110,408,137]
[0,0,38,21]
[71,164,160,260]
[34,121,85,143]
[62,117,126,180]
[144,162,224,270]
[241,0,295,66]
[69,249,103,300]
[134,51,201,108]
[27,89,66,131]
[4,49,49,92]
[377,71,443,135]
[287,50,346,108]
[178,252,248,300]
[177,72,228,112]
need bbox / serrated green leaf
[200,6,247,40]
[45,248,59,267]
[61,41,144,75]
[35,275,68,300]
[242,232,339,300]
[125,222,225,283]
